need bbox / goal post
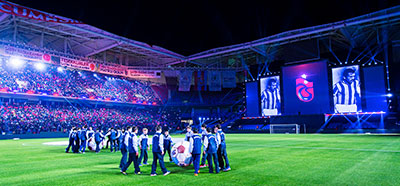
[270,124,300,134]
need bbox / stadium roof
[186,5,400,65]
[0,1,399,69]
[0,0,186,67]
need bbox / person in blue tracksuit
[189,128,202,176]
[200,124,208,167]
[204,127,219,174]
[79,126,88,153]
[73,128,81,153]
[121,126,141,175]
[120,127,131,170]
[116,128,122,151]
[215,124,230,171]
[163,130,173,162]
[94,129,104,153]
[65,127,76,153]
[138,128,150,166]
[150,126,170,176]
[106,128,117,152]
[185,126,193,141]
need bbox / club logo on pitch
[296,76,314,102]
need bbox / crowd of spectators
[0,102,180,135]
[0,57,160,104]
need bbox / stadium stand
[0,101,180,135]
[0,56,160,104]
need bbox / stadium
[0,0,400,185]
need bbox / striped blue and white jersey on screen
[333,80,360,105]
[261,88,280,109]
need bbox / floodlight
[9,57,25,69]
[34,63,46,71]
[57,67,63,72]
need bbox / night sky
[8,0,400,56]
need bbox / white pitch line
[42,138,185,146]
[43,141,69,146]
[230,144,400,153]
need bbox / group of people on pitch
[65,126,94,153]
[119,125,173,176]
[65,126,128,154]
[119,124,231,176]
[186,124,231,176]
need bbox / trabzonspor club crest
[296,74,314,102]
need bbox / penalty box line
[230,144,400,153]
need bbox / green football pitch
[1,134,400,186]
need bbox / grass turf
[0,134,400,186]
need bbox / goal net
[270,124,300,134]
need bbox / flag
[194,71,207,91]
[178,71,192,91]
[208,71,222,91]
[51,56,60,64]
[222,71,236,88]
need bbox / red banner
[60,58,97,72]
[0,45,52,63]
[127,69,161,79]
[0,0,83,24]
[0,44,161,79]
[99,64,126,76]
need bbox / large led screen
[362,66,387,112]
[245,81,260,117]
[282,61,331,115]
[332,65,361,113]
[260,76,281,116]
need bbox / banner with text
[0,0,83,24]
[0,45,52,63]
[99,64,126,76]
[60,57,97,72]
[127,69,161,79]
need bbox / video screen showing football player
[332,66,361,113]
[260,77,281,116]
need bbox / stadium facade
[0,1,399,137]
